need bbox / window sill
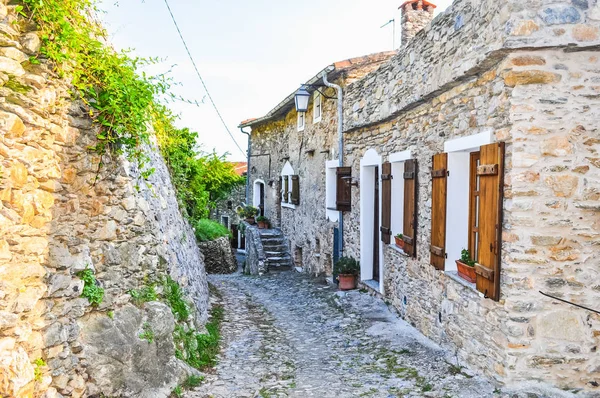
[297,126,305,132]
[313,117,322,124]
[362,279,380,293]
[443,271,484,297]
[281,203,296,210]
[388,244,409,257]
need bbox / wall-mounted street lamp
[294,86,311,113]
[294,84,338,113]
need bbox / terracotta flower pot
[338,274,357,291]
[245,217,255,225]
[257,221,267,229]
[394,236,405,251]
[456,260,476,283]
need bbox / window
[379,151,411,251]
[335,167,352,212]
[227,200,233,210]
[297,112,305,131]
[221,216,229,228]
[313,92,322,123]
[325,160,340,221]
[430,137,505,301]
[281,161,298,209]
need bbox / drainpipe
[240,127,251,205]
[322,71,344,258]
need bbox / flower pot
[245,217,256,225]
[456,260,476,283]
[338,274,357,291]
[394,236,405,251]
[257,221,267,229]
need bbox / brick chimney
[400,0,436,46]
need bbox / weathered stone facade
[0,3,209,397]
[242,54,395,276]
[242,0,600,393]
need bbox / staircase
[259,229,292,270]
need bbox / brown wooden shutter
[336,167,352,212]
[380,162,392,244]
[283,177,289,203]
[475,142,505,301]
[403,159,418,257]
[291,175,300,205]
[430,153,448,270]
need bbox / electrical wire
[162,0,246,157]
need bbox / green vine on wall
[20,0,171,171]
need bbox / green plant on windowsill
[460,249,476,267]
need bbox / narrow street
[186,270,499,398]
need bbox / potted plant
[394,233,405,251]
[256,216,270,229]
[334,256,360,291]
[456,249,477,283]
[237,206,259,224]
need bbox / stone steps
[258,229,292,269]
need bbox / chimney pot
[399,0,437,47]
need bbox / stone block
[539,6,581,25]
[544,175,579,197]
[504,71,561,87]
[573,24,599,41]
[541,136,573,157]
[537,311,585,342]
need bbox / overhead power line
[162,0,246,157]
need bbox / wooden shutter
[430,153,448,270]
[380,162,392,244]
[283,177,289,203]
[475,143,505,301]
[336,167,352,212]
[402,159,418,257]
[291,175,300,205]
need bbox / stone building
[239,52,395,275]
[241,0,600,393]
[210,162,247,250]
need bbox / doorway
[253,180,266,217]
[359,149,384,294]
[372,166,380,282]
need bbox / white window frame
[281,161,296,209]
[443,131,493,272]
[297,112,305,132]
[221,215,229,229]
[313,92,322,123]
[389,150,412,253]
[325,160,339,222]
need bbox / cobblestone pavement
[186,271,567,398]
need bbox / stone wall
[338,0,600,392]
[198,237,237,274]
[243,223,267,276]
[401,1,435,46]
[0,3,209,397]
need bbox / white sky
[99,0,453,161]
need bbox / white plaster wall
[445,152,470,271]
[326,160,339,222]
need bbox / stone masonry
[241,0,600,393]
[242,53,395,276]
[401,0,436,46]
[0,3,209,397]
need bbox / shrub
[236,206,259,219]
[334,256,360,276]
[194,219,231,242]
[129,284,158,306]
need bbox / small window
[227,200,233,210]
[297,112,305,132]
[313,92,322,123]
[336,167,352,212]
[221,216,229,228]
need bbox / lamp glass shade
[294,86,310,113]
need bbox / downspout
[240,127,251,205]
[322,71,344,258]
